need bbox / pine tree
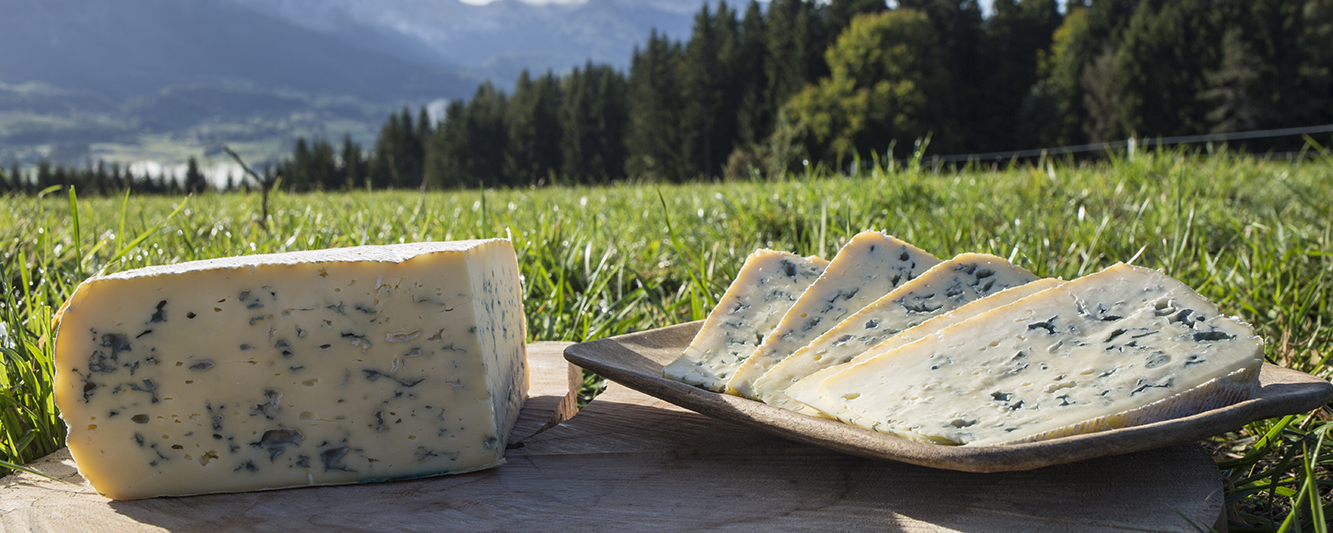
[1290,0,1333,128]
[128,168,146,194]
[78,165,92,195]
[124,165,138,193]
[560,63,628,183]
[184,156,207,194]
[977,0,1062,150]
[10,162,23,194]
[167,169,182,195]
[734,0,773,148]
[88,161,105,195]
[36,161,53,191]
[106,162,122,192]
[466,82,510,187]
[150,168,164,194]
[370,114,396,190]
[424,100,469,189]
[342,134,365,190]
[1199,27,1271,134]
[422,84,510,188]
[560,66,593,183]
[307,139,339,191]
[897,0,984,153]
[681,1,743,178]
[826,0,887,40]
[1023,6,1096,146]
[1060,0,1145,143]
[1112,0,1219,137]
[765,0,828,113]
[1085,0,1142,45]
[1212,0,1333,136]
[506,70,564,184]
[1082,46,1120,142]
[625,30,687,180]
[369,109,425,189]
[417,107,434,149]
[397,108,421,188]
[287,138,313,191]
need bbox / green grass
[1,149,1330,530]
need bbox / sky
[455,0,1001,15]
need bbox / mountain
[0,0,474,101]
[225,0,707,85]
[0,0,708,168]
[2,0,708,102]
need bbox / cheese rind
[662,250,828,392]
[54,240,529,499]
[752,254,1039,409]
[789,279,1065,422]
[802,263,1263,446]
[727,231,940,397]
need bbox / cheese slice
[801,263,1263,446]
[662,250,829,391]
[727,231,940,397]
[54,240,529,499]
[789,279,1065,424]
[752,254,1040,410]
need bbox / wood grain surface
[0,341,580,532]
[517,380,1228,532]
[1,340,1227,532]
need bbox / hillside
[0,0,473,100]
[0,0,703,167]
[230,0,704,83]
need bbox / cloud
[458,0,593,5]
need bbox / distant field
[0,82,388,178]
[2,150,1330,530]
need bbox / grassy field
[2,149,1330,531]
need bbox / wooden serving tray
[565,321,1333,473]
[2,340,1241,531]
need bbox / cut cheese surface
[752,254,1040,409]
[662,250,828,392]
[727,231,940,397]
[801,263,1263,446]
[54,240,529,499]
[789,279,1065,423]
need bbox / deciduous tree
[777,10,948,167]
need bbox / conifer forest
[2,0,1330,194]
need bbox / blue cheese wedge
[53,240,528,499]
[789,279,1065,425]
[663,250,829,391]
[727,231,940,397]
[801,263,1263,446]
[752,254,1040,410]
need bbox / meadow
[2,149,1330,531]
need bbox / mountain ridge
[0,0,710,166]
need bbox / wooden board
[515,381,1228,532]
[1,341,1226,532]
[0,341,580,531]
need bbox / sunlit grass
[1,148,1329,531]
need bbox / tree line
[4,0,1330,194]
[0,158,214,196]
